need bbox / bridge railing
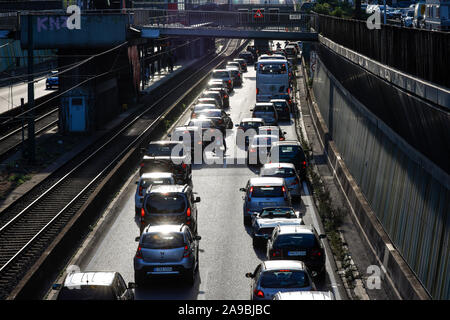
[131,9,312,32]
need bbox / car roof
[64,272,116,287]
[140,172,174,179]
[249,177,285,186]
[275,291,334,300]
[277,224,315,235]
[194,103,217,108]
[144,224,185,234]
[203,91,221,95]
[149,184,188,193]
[227,66,239,71]
[241,117,264,123]
[272,140,302,147]
[255,102,274,106]
[149,140,181,145]
[263,260,307,271]
[262,162,296,170]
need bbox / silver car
[134,224,201,285]
[240,177,291,225]
[134,172,175,216]
[260,163,301,197]
[251,102,278,126]
[245,260,315,300]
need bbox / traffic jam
[51,40,337,301]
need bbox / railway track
[0,108,59,162]
[0,39,245,300]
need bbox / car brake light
[302,161,306,168]
[249,148,256,153]
[292,179,299,185]
[183,245,190,257]
[311,249,322,257]
[256,88,259,94]
[280,137,285,141]
[182,163,187,169]
[254,289,264,298]
[289,99,292,104]
[186,207,191,218]
[135,246,143,259]
[224,95,228,98]
[138,185,143,196]
[140,163,144,167]
[228,80,231,84]
[272,249,282,257]
[141,208,145,218]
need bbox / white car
[134,172,175,215]
[273,290,335,300]
[260,163,301,197]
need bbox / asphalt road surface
[64,62,342,300]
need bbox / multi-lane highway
[49,51,343,300]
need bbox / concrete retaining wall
[309,51,448,299]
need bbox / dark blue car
[46,71,59,89]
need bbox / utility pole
[27,14,35,163]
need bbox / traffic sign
[254,9,264,18]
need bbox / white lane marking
[302,181,343,300]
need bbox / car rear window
[274,234,318,249]
[272,101,288,108]
[57,286,114,300]
[277,146,304,158]
[141,232,185,249]
[253,136,276,146]
[260,270,309,288]
[258,63,287,74]
[241,121,263,129]
[261,167,296,177]
[212,71,230,79]
[147,144,177,156]
[197,110,221,118]
[146,193,186,213]
[188,120,213,128]
[141,178,173,188]
[251,186,284,197]
[254,105,274,112]
[260,207,295,218]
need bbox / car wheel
[134,271,146,286]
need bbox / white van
[256,59,290,102]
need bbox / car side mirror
[194,197,201,203]
[128,282,136,289]
[194,235,202,241]
[167,133,171,138]
[135,236,140,242]
[245,272,254,278]
[52,283,62,290]
[319,234,326,239]
[239,188,246,192]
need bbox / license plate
[154,267,172,272]
[261,202,275,206]
[288,251,306,256]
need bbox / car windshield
[57,286,114,300]
[146,193,186,213]
[261,167,296,177]
[274,234,318,249]
[260,208,295,218]
[258,63,287,74]
[212,71,229,79]
[251,186,284,197]
[141,178,173,188]
[146,144,177,156]
[260,270,309,288]
[141,232,185,249]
